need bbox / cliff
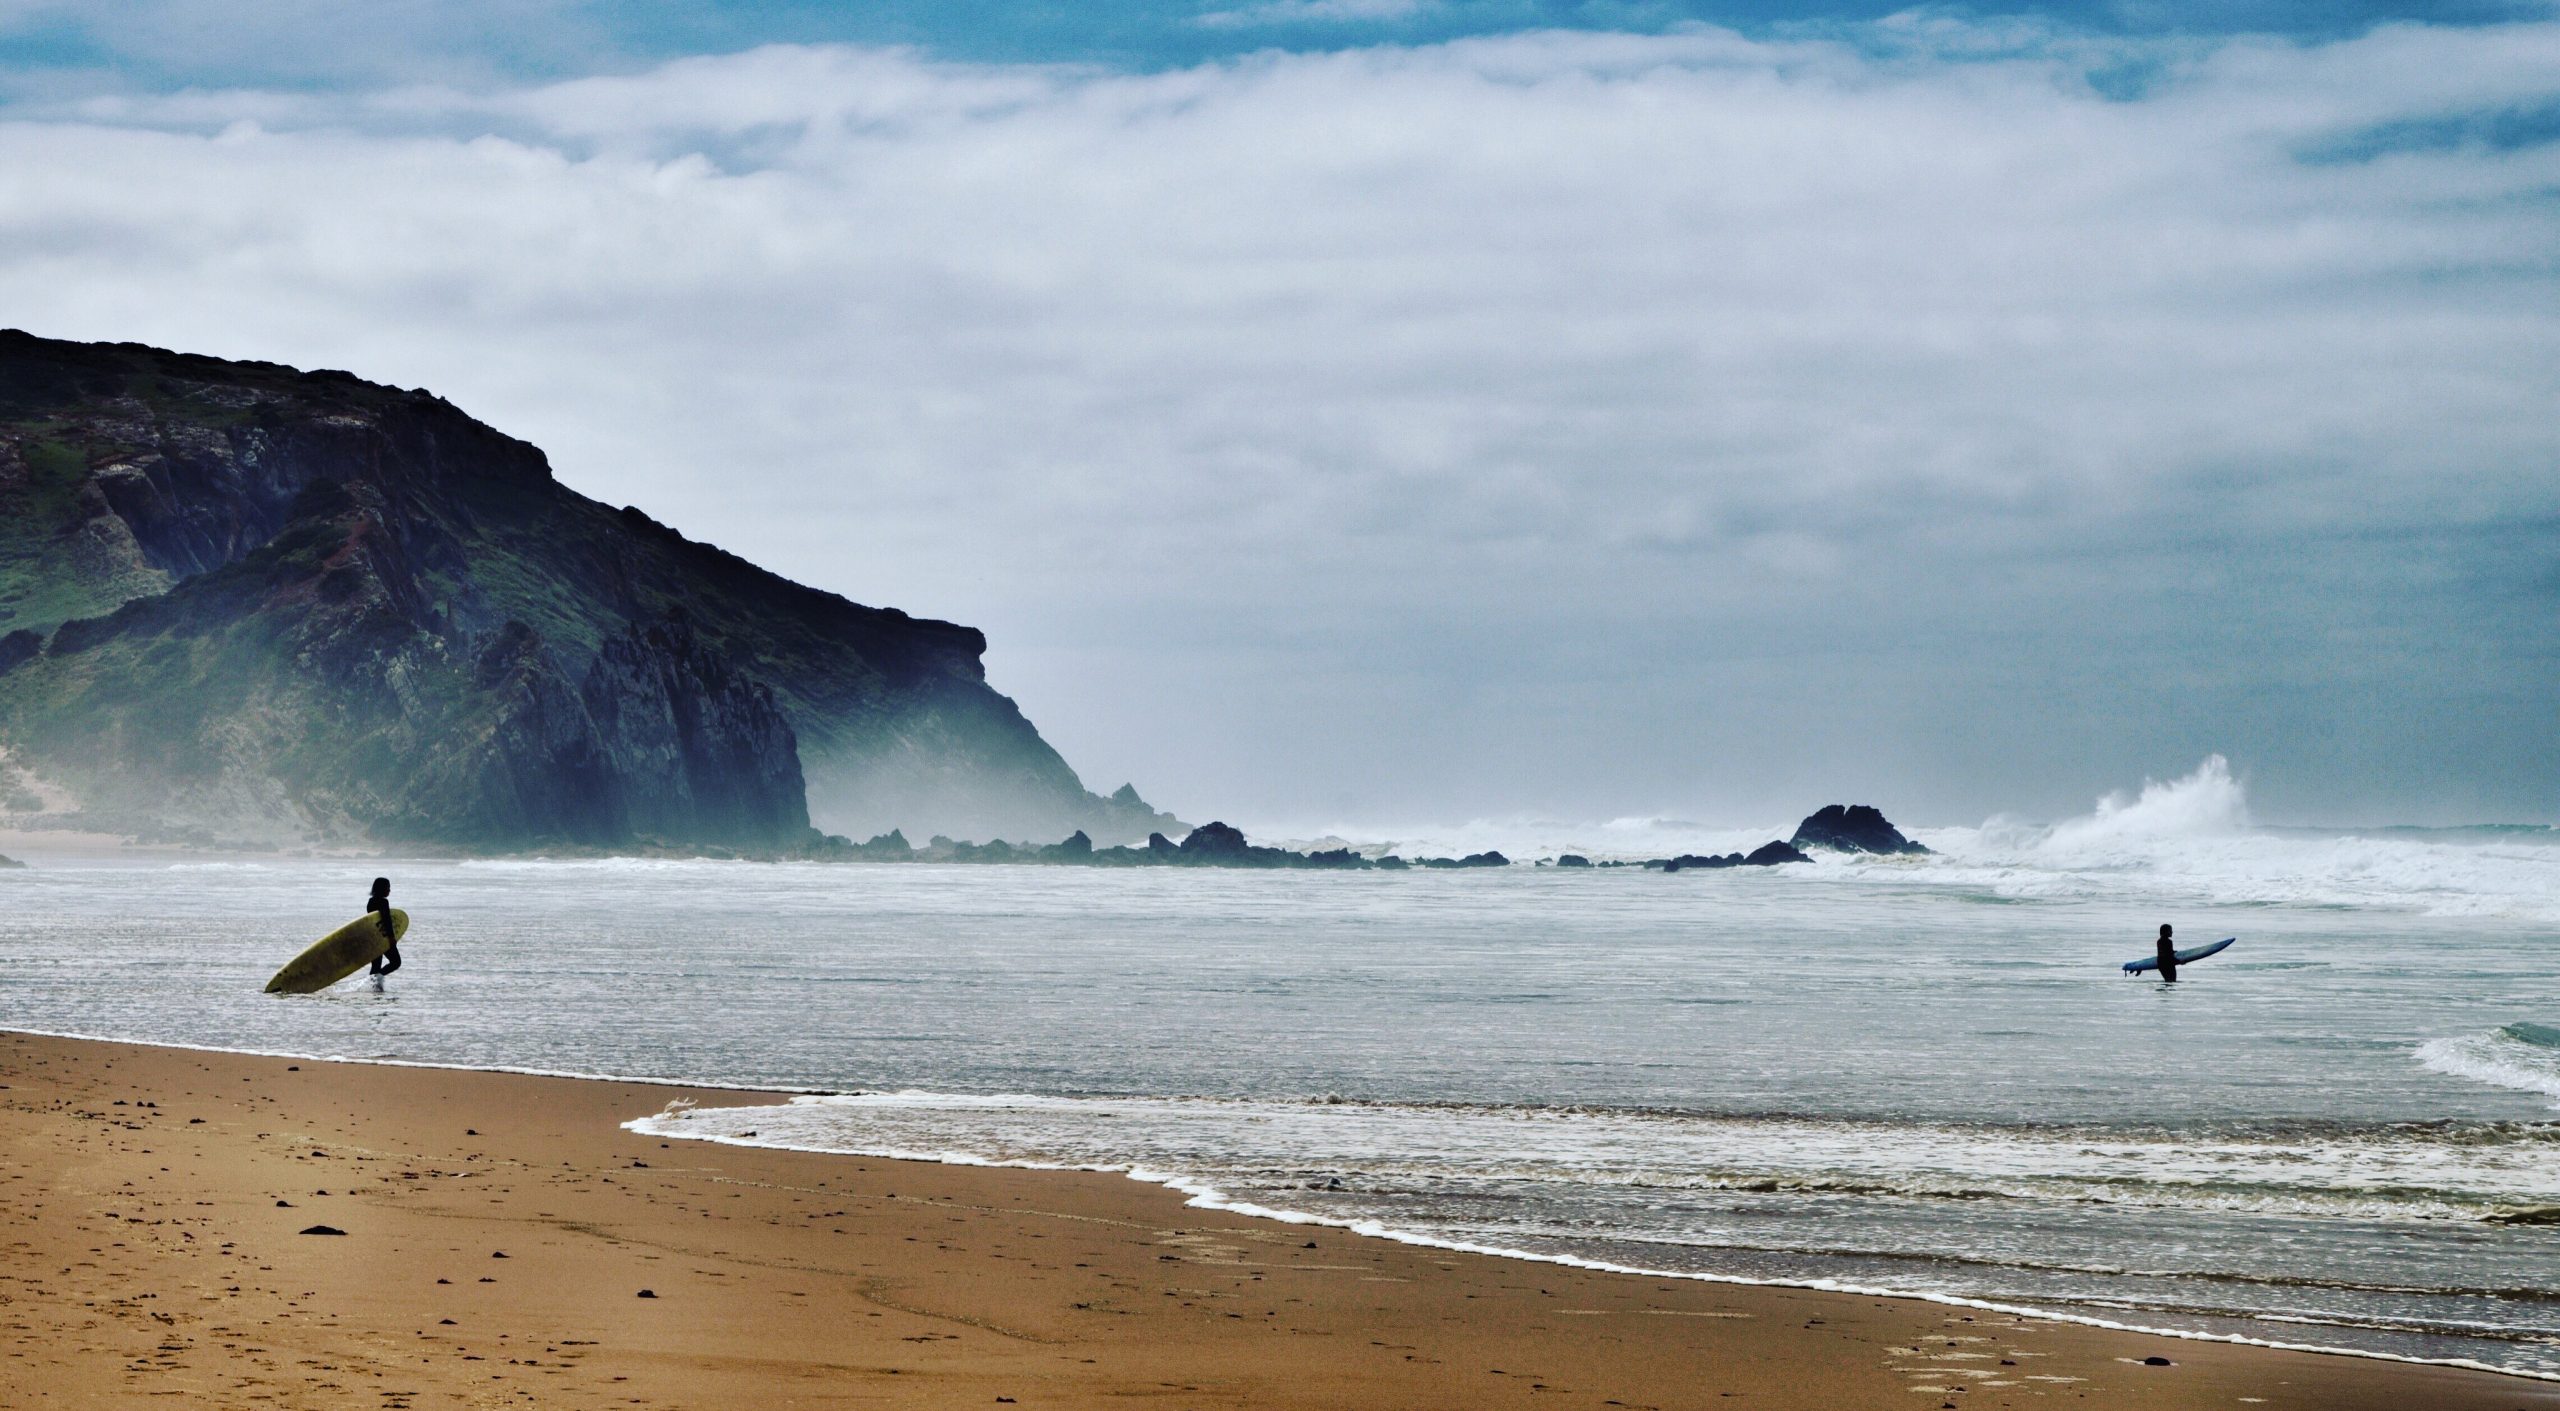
[0,331,1178,851]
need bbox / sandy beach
[4,1033,2551,1409]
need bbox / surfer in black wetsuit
[366,877,401,985]
[2154,923,2177,983]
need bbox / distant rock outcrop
[1789,804,1930,856]
[1658,840,1809,872]
[1417,851,1510,869]
[1177,821,1251,860]
[850,820,1386,870]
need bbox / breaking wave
[629,1090,2560,1223]
[2420,1026,2560,1110]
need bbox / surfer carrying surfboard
[366,877,402,987]
[2154,923,2178,983]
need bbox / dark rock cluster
[812,821,1497,871]
[1789,804,1931,855]
[1656,841,1812,871]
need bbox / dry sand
[2,1031,2549,1410]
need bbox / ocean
[4,763,2556,1380]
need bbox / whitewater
[2,757,2555,1377]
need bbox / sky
[0,1,2554,830]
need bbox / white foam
[622,1090,2560,1225]
[1256,814,1791,864]
[1873,758,2560,921]
[2042,756,2252,850]
[2418,1031,2560,1110]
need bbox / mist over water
[3,759,2556,1377]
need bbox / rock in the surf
[1658,841,1807,871]
[1789,804,1929,855]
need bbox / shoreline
[14,1021,2560,1388]
[639,1112,2560,1386]
[4,1031,2551,1409]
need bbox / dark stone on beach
[1374,855,1410,869]
[2141,1356,2173,1366]
[298,1224,345,1236]
[1555,854,1591,867]
[1146,831,1180,859]
[1042,829,1093,860]
[1745,840,1812,866]
[636,1288,657,1298]
[1789,804,1929,855]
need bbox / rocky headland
[0,331,1180,853]
[0,332,1938,870]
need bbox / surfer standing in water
[2154,923,2178,983]
[366,877,401,989]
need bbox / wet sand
[2,1031,2549,1410]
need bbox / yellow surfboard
[264,910,409,994]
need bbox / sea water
[2,770,2556,1378]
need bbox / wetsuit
[2155,935,2178,983]
[368,894,401,978]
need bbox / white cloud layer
[1,20,2554,824]
[1194,0,1441,29]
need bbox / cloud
[1194,0,1440,29]
[0,19,2553,822]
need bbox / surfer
[2153,923,2177,983]
[366,877,401,987]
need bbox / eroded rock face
[581,616,807,846]
[1789,804,1929,856]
